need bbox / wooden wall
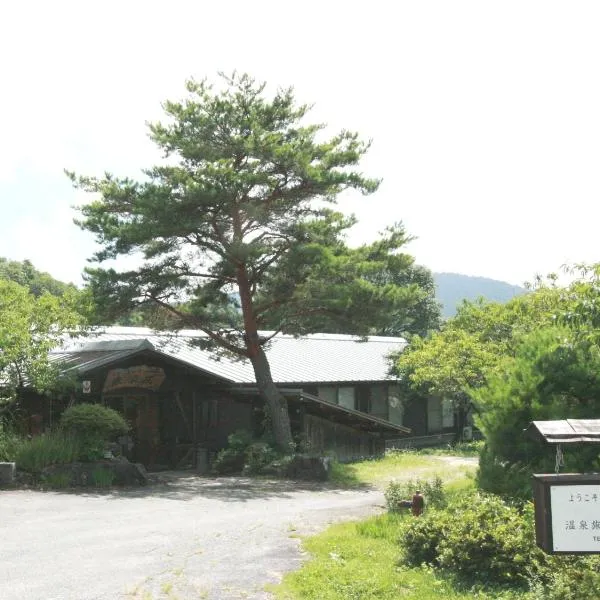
[303,413,384,462]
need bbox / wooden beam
[174,391,193,440]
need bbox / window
[317,385,356,410]
[388,386,404,426]
[427,397,443,433]
[442,399,455,428]
[318,386,338,404]
[338,387,356,410]
[369,386,388,419]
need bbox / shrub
[399,493,543,586]
[0,421,21,462]
[243,442,279,475]
[227,429,253,452]
[531,556,600,600]
[60,403,129,440]
[60,403,129,461]
[385,476,446,512]
[399,508,450,566]
[435,494,540,585]
[42,471,71,489]
[476,444,532,501]
[92,467,116,488]
[212,447,246,475]
[15,431,81,474]
[212,430,254,475]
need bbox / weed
[92,467,115,488]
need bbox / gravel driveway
[0,474,385,600]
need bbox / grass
[271,452,531,600]
[271,507,528,599]
[330,450,476,488]
[0,421,21,462]
[92,467,116,488]
[15,431,81,473]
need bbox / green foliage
[394,284,565,412]
[0,279,84,410]
[474,327,600,497]
[0,257,76,297]
[60,404,129,462]
[15,432,81,473]
[258,215,441,337]
[212,429,254,475]
[399,509,450,566]
[0,421,21,461]
[226,429,254,452]
[434,496,538,585]
[42,472,71,489]
[399,494,543,587]
[92,467,116,488]
[272,512,518,600]
[68,71,398,450]
[211,448,246,475]
[60,403,129,440]
[531,556,600,600]
[385,476,446,512]
[243,442,279,475]
[475,445,533,501]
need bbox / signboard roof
[525,420,600,445]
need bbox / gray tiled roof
[51,327,406,385]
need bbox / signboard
[550,485,600,551]
[103,366,165,393]
[82,380,91,394]
[533,474,600,554]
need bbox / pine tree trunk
[235,263,294,451]
[249,345,294,452]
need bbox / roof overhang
[231,387,410,436]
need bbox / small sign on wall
[82,380,91,394]
[533,474,600,554]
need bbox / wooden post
[192,390,198,469]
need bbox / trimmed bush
[60,403,129,440]
[60,403,129,461]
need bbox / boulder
[283,455,332,481]
[41,460,148,487]
[0,462,16,485]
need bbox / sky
[1,0,599,287]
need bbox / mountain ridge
[433,272,526,318]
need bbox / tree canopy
[71,72,426,449]
[0,280,84,411]
[395,266,600,498]
[0,257,76,297]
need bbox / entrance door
[105,394,159,465]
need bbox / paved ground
[0,474,385,600]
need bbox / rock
[41,460,149,488]
[0,462,16,485]
[283,455,332,481]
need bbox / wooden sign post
[527,420,600,555]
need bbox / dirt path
[0,457,477,600]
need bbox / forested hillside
[434,272,525,318]
[0,257,75,297]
